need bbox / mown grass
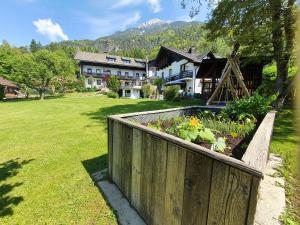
[0,94,201,225]
[271,108,300,224]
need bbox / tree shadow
[0,158,34,218]
[81,154,108,180]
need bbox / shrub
[0,85,4,100]
[164,85,180,101]
[142,84,151,98]
[107,91,118,98]
[221,93,273,120]
[106,76,121,93]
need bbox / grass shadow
[0,158,34,218]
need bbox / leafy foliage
[142,84,152,98]
[164,85,180,101]
[106,76,121,93]
[107,91,119,98]
[221,93,273,120]
[0,43,77,99]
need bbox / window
[88,79,93,85]
[117,71,122,76]
[125,72,129,76]
[169,69,172,76]
[87,68,92,74]
[125,90,131,97]
[107,57,116,63]
[136,73,139,78]
[97,80,101,85]
[123,59,131,64]
[142,73,146,78]
[103,70,111,75]
[96,69,101,74]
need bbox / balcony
[121,81,143,89]
[164,70,193,83]
[82,72,143,81]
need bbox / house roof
[0,77,18,88]
[74,51,146,69]
[158,46,216,64]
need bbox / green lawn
[0,94,201,225]
[270,108,300,224]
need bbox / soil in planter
[143,120,253,159]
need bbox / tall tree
[30,39,42,53]
[181,0,297,108]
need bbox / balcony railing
[121,81,144,88]
[82,71,146,80]
[164,70,193,83]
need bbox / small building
[74,52,148,99]
[0,77,19,99]
[151,46,266,100]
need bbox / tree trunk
[273,79,293,109]
[39,90,45,100]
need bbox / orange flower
[189,117,200,127]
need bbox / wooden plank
[228,58,250,97]
[152,136,168,225]
[182,152,213,225]
[112,121,122,188]
[242,111,276,173]
[207,62,231,105]
[131,128,142,211]
[111,116,263,178]
[140,132,154,224]
[122,124,133,200]
[163,142,187,225]
[246,176,260,225]
[108,118,113,181]
[207,161,252,225]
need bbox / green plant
[164,85,180,101]
[198,128,216,143]
[106,75,121,93]
[0,85,5,100]
[200,118,256,138]
[212,137,226,152]
[148,119,162,131]
[107,91,118,98]
[221,93,273,120]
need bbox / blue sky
[0,0,210,46]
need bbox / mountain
[56,19,231,59]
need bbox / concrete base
[254,154,286,225]
[98,181,146,225]
[96,154,285,225]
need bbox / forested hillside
[54,20,231,59]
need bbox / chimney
[188,46,196,54]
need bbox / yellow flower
[231,132,238,138]
[189,117,200,127]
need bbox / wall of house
[155,59,203,95]
[121,88,140,99]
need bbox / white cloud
[84,12,141,38]
[33,19,69,41]
[112,0,162,13]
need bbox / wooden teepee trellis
[206,44,250,105]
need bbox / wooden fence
[108,106,276,225]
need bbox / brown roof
[74,52,146,69]
[0,77,18,88]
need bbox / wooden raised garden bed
[107,106,276,225]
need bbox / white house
[74,52,147,99]
[152,46,216,97]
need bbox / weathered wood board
[108,108,275,225]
